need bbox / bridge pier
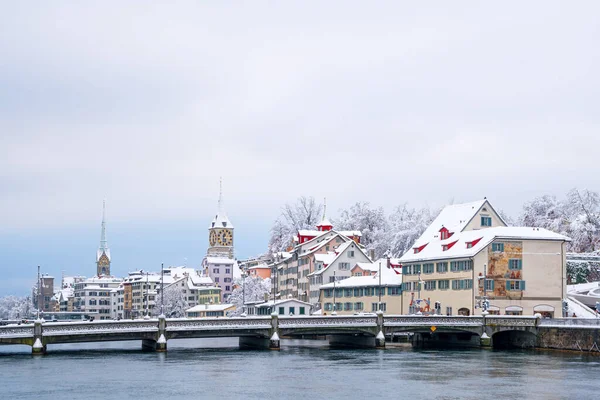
[32,320,46,355]
[156,316,167,352]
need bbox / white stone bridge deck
[1,314,598,354]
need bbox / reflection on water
[1,338,599,400]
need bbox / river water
[1,338,599,399]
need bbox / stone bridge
[1,314,598,354]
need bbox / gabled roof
[400,226,570,263]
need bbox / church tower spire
[96,199,111,276]
[207,178,234,259]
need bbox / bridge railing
[42,320,159,336]
[384,315,483,327]
[538,318,600,328]
[483,315,538,327]
[0,324,34,338]
[165,317,272,331]
[279,315,378,329]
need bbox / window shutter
[521,281,526,291]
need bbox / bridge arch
[492,329,537,349]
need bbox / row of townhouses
[270,198,571,318]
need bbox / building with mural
[399,199,570,317]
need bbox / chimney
[369,249,375,261]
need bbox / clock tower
[207,179,234,259]
[96,200,111,276]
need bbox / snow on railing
[384,315,483,326]
[279,315,378,328]
[166,317,272,331]
[43,320,158,336]
[0,325,34,338]
[539,318,600,327]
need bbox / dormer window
[465,238,482,249]
[413,243,428,254]
[223,222,227,227]
[481,216,492,227]
[442,240,458,251]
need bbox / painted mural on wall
[478,241,523,297]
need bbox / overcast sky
[1,2,598,295]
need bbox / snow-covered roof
[205,257,236,265]
[400,226,570,263]
[413,200,488,248]
[248,263,270,270]
[314,253,337,265]
[353,262,379,272]
[316,218,333,227]
[320,265,402,289]
[255,298,312,308]
[210,211,234,229]
[185,304,235,313]
[339,230,362,237]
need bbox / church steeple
[316,197,333,232]
[207,178,234,258]
[96,200,111,276]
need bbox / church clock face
[209,230,218,246]
[217,229,233,246]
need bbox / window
[452,279,473,290]
[508,259,522,270]
[335,303,343,311]
[213,268,219,273]
[324,289,333,298]
[344,302,352,311]
[344,289,353,297]
[289,307,295,315]
[299,307,305,315]
[492,243,504,252]
[506,280,526,291]
[354,288,363,297]
[484,280,494,291]
[436,262,448,273]
[387,287,402,295]
[225,286,230,291]
[225,269,230,273]
[423,263,434,274]
[446,307,453,316]
[348,251,355,258]
[371,303,378,312]
[354,302,363,311]
[424,281,436,291]
[403,265,411,275]
[324,303,333,311]
[481,216,492,226]
[438,280,450,290]
[450,260,473,272]
[329,276,335,283]
[278,307,285,315]
[339,262,350,270]
[215,277,219,283]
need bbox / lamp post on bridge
[160,263,164,318]
[478,264,489,316]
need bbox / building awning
[505,305,523,312]
[488,305,500,311]
[533,304,555,312]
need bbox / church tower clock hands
[207,178,234,259]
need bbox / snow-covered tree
[0,296,31,320]
[268,196,323,253]
[334,202,390,259]
[519,189,600,253]
[153,285,189,318]
[388,204,438,258]
[227,275,271,316]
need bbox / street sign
[430,326,437,332]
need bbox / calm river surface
[1,338,599,400]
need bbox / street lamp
[332,270,337,315]
[378,259,382,312]
[160,263,164,318]
[241,269,247,317]
[478,264,489,316]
